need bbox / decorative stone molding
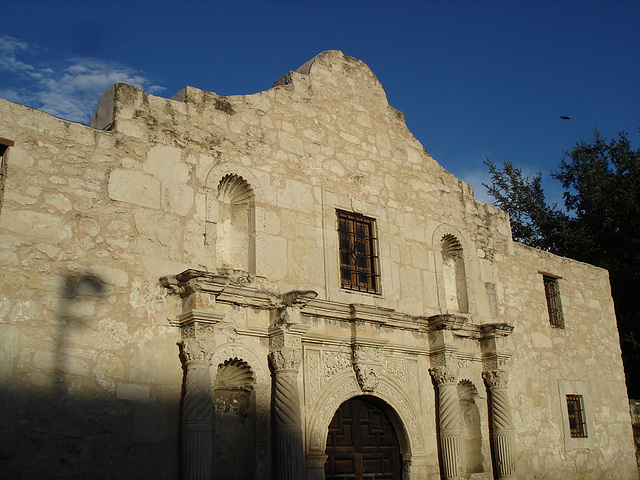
[480,322,514,339]
[429,364,459,386]
[352,344,383,393]
[161,269,230,299]
[269,346,302,372]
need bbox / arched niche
[204,162,265,275]
[216,174,255,273]
[213,358,256,479]
[457,380,484,474]
[210,344,270,479]
[432,225,471,315]
[441,234,469,313]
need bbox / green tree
[484,130,640,398]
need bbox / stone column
[179,335,215,480]
[269,328,305,480]
[483,369,516,480]
[429,365,464,480]
[268,290,315,480]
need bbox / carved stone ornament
[483,369,509,388]
[352,344,382,393]
[179,337,214,364]
[353,344,383,363]
[430,352,459,368]
[160,269,230,298]
[354,363,379,393]
[216,267,255,286]
[429,365,458,385]
[269,347,302,372]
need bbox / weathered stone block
[108,168,161,209]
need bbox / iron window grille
[566,394,588,438]
[337,210,380,294]
[543,275,564,328]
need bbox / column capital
[483,369,509,388]
[269,347,302,372]
[179,337,215,365]
[429,365,459,385]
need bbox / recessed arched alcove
[216,174,255,273]
[457,380,484,474]
[441,233,469,314]
[213,358,256,479]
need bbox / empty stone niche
[441,234,469,314]
[216,174,256,273]
[213,358,256,479]
[458,380,484,473]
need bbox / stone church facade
[0,51,636,479]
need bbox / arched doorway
[325,396,402,480]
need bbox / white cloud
[0,35,165,124]
[0,36,39,76]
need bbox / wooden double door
[325,396,402,480]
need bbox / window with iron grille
[337,210,380,294]
[566,394,587,438]
[543,275,564,328]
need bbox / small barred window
[566,394,587,438]
[543,274,564,328]
[337,210,380,294]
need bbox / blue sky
[2,0,638,205]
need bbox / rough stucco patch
[6,147,34,170]
[1,209,72,241]
[144,145,190,183]
[162,180,195,216]
[133,210,182,261]
[108,168,161,209]
[0,324,19,363]
[44,193,73,214]
[129,336,183,385]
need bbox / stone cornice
[479,322,514,338]
[173,309,226,328]
[161,270,515,341]
[427,315,515,340]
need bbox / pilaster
[429,328,464,480]
[481,324,516,480]
[164,270,229,480]
[178,319,220,480]
[269,290,315,480]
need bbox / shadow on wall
[54,274,107,398]
[0,272,186,479]
[0,386,181,479]
[1,272,291,479]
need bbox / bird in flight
[560,116,570,120]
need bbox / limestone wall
[501,243,636,478]
[0,50,636,479]
[0,100,184,477]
